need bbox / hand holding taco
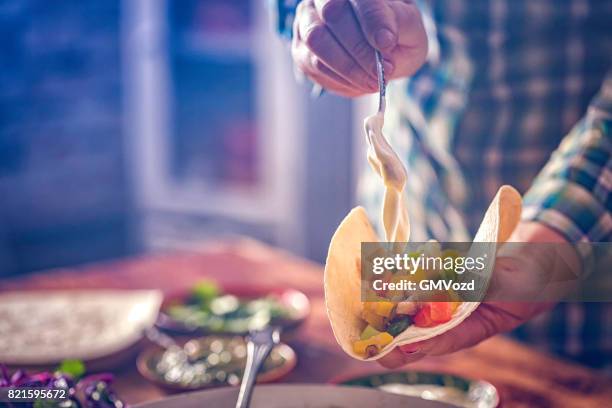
[378,220,581,368]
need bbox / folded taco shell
[324,185,522,361]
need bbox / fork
[234,326,281,408]
[375,50,387,114]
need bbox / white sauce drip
[364,112,410,242]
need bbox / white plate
[134,384,456,408]
[0,290,162,364]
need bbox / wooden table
[2,239,611,407]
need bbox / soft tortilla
[324,185,522,361]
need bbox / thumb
[349,0,398,50]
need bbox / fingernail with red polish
[375,28,396,49]
[400,344,421,354]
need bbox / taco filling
[353,300,461,357]
[353,244,466,357]
[354,300,459,357]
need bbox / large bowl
[134,384,455,408]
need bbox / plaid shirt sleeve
[522,70,612,246]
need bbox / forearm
[522,70,612,251]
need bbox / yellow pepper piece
[364,301,396,318]
[353,332,394,357]
[374,301,396,317]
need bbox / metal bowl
[335,371,499,408]
[156,286,310,337]
[137,335,297,391]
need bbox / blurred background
[0,0,370,276]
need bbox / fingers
[380,303,529,369]
[378,348,424,369]
[388,1,428,48]
[386,45,428,79]
[313,0,380,77]
[385,1,428,79]
[294,0,377,94]
[399,304,524,357]
[291,0,428,95]
[292,39,362,97]
[349,0,398,50]
[344,0,427,80]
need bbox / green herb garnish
[57,359,86,379]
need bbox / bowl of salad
[0,360,126,408]
[156,281,310,337]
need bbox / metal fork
[375,50,387,114]
[235,326,281,408]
